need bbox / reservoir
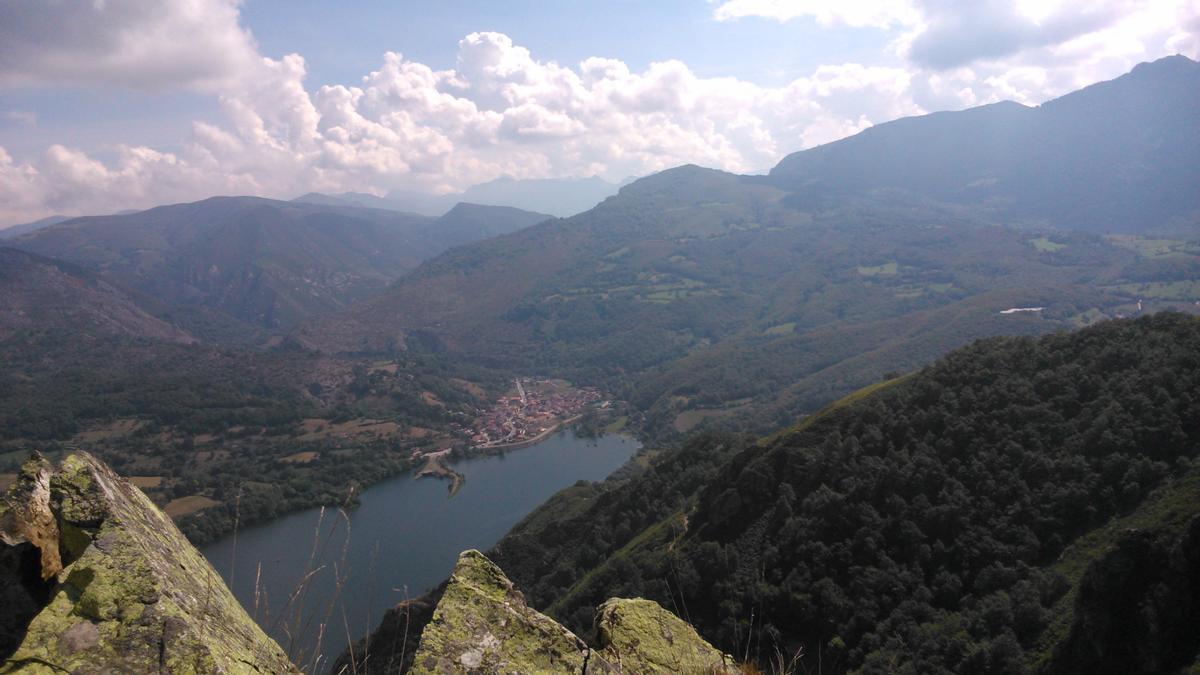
[201,429,638,669]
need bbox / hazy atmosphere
[2,2,1199,674]
[1,0,1197,224]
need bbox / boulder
[0,452,294,674]
[410,550,587,674]
[587,598,737,674]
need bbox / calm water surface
[201,430,638,667]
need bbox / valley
[200,429,640,669]
[1,51,1199,675]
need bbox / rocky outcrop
[588,598,737,674]
[410,550,588,674]
[0,452,294,674]
[394,550,735,675]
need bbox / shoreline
[413,415,585,496]
[473,414,583,453]
[415,448,465,496]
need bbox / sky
[0,0,1197,226]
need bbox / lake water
[201,430,638,669]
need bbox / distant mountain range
[768,55,1200,233]
[0,215,70,240]
[295,175,623,218]
[295,56,1200,434]
[8,196,549,329]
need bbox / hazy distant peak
[441,201,552,218]
[0,215,69,239]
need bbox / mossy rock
[0,452,295,674]
[586,598,738,674]
[411,550,588,674]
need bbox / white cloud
[0,0,260,91]
[2,110,37,126]
[0,1,1197,226]
[0,26,928,224]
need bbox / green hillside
[11,197,548,331]
[488,313,1200,673]
[298,164,1196,443]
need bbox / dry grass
[673,407,737,433]
[280,451,320,465]
[0,473,16,491]
[296,418,400,442]
[128,475,163,488]
[164,495,221,518]
[368,361,400,375]
[405,426,434,439]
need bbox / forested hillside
[0,248,193,344]
[488,313,1200,673]
[10,196,548,330]
[296,57,1200,444]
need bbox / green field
[857,261,898,276]
[1105,234,1198,258]
[1104,280,1200,300]
[1030,237,1066,252]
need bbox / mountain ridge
[769,54,1200,233]
[10,196,550,331]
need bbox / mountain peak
[1130,53,1198,74]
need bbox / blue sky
[239,1,886,86]
[0,0,1197,225]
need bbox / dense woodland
[489,314,1200,673]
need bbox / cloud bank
[0,0,1197,225]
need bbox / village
[468,378,603,449]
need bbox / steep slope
[10,197,548,330]
[10,196,435,329]
[297,165,1150,428]
[296,57,1200,436]
[769,55,1200,233]
[485,313,1200,674]
[0,452,295,672]
[0,247,193,344]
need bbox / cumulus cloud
[0,0,1197,225]
[0,0,259,90]
[715,0,1200,75]
[0,26,924,224]
[906,0,1126,70]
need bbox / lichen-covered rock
[411,550,588,674]
[0,452,295,674]
[586,598,737,674]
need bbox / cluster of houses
[468,379,602,447]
